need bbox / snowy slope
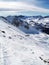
[38,17,49,25]
[0,19,49,65]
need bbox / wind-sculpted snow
[0,19,49,65]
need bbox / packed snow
[0,19,49,65]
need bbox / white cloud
[0,2,49,13]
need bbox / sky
[0,0,49,16]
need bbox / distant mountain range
[0,15,49,34]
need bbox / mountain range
[0,15,49,65]
[0,15,49,34]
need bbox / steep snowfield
[0,19,49,65]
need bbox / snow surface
[0,19,49,65]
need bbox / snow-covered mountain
[0,15,49,65]
[0,15,49,34]
[0,16,40,34]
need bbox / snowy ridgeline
[0,15,49,34]
[0,17,49,65]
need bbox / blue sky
[0,0,49,16]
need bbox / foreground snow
[0,19,49,65]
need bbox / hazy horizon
[0,0,49,16]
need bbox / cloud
[0,2,49,13]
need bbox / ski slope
[0,19,49,65]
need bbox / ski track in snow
[0,20,49,65]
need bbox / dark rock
[9,36,12,39]
[2,31,5,33]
